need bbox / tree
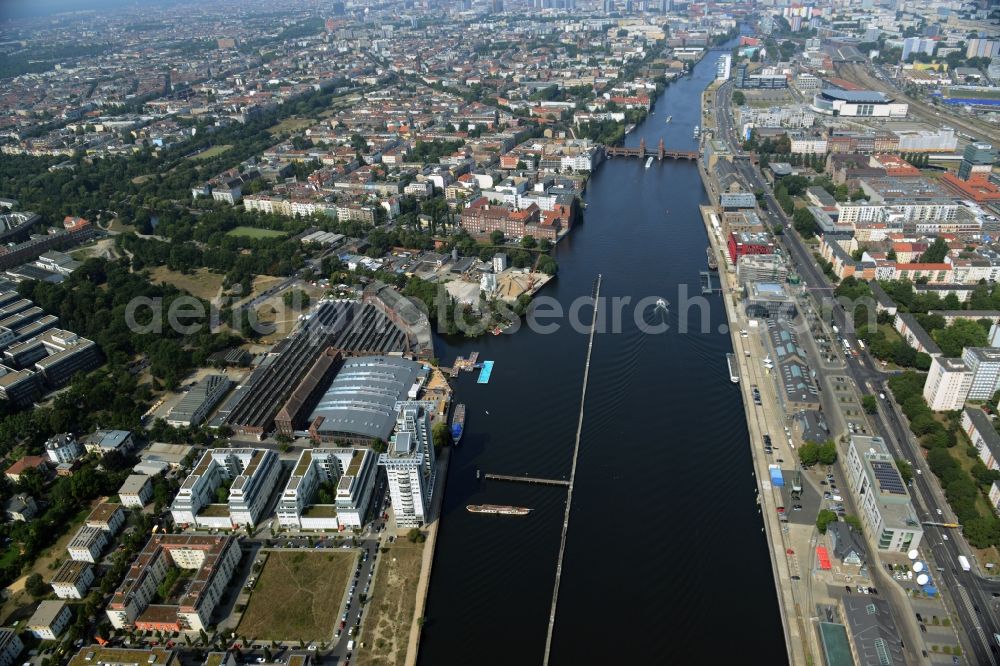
[816,509,838,534]
[934,319,988,357]
[520,235,537,249]
[792,207,816,238]
[489,230,504,246]
[895,458,913,486]
[919,237,949,264]
[862,395,878,414]
[25,573,50,598]
[732,91,745,106]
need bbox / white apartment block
[962,347,1000,401]
[44,433,82,464]
[170,448,281,529]
[789,135,828,154]
[380,402,437,529]
[27,600,71,640]
[50,560,94,599]
[277,447,379,531]
[118,474,153,508]
[0,628,22,666]
[67,525,109,563]
[86,502,126,534]
[923,357,973,411]
[108,534,241,633]
[961,407,1000,471]
[845,437,923,553]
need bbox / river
[417,47,786,665]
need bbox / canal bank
[418,46,786,666]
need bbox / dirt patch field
[355,542,423,666]
[237,550,354,642]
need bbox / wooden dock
[484,473,570,487]
[447,351,481,376]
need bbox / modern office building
[379,402,437,528]
[961,407,1000,471]
[745,281,797,319]
[961,347,1000,400]
[277,447,379,530]
[923,357,973,411]
[170,448,281,529]
[107,534,241,633]
[845,436,923,553]
[736,254,789,285]
[727,231,774,264]
[957,142,996,182]
[51,560,94,599]
[166,374,233,427]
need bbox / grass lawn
[356,542,423,666]
[226,226,288,240]
[149,267,224,301]
[268,117,316,135]
[237,551,354,642]
[188,144,233,160]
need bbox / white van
[347,640,355,651]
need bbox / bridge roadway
[603,137,697,161]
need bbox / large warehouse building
[307,355,428,445]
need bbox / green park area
[226,226,288,239]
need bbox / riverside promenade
[405,446,450,666]
[697,82,812,666]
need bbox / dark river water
[418,47,786,666]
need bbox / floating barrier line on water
[542,273,601,665]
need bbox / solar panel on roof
[871,460,906,495]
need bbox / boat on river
[665,115,672,123]
[451,403,466,445]
[645,156,653,168]
[693,125,700,139]
[467,504,532,516]
[706,246,718,270]
[727,353,740,383]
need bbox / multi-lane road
[713,76,1000,664]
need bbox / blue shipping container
[769,466,784,487]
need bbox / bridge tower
[639,137,645,158]
[658,138,665,161]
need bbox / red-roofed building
[824,77,864,91]
[609,95,650,110]
[870,154,920,177]
[460,198,559,240]
[62,216,90,232]
[5,455,50,483]
[940,173,1000,203]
